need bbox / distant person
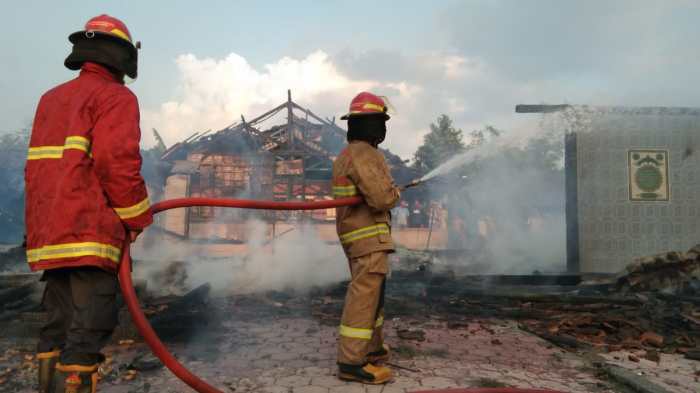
[451,215,468,247]
[395,201,409,228]
[527,208,545,232]
[25,15,152,393]
[411,200,425,227]
[332,92,400,384]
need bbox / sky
[3,0,700,159]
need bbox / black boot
[338,362,392,384]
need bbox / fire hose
[118,196,362,393]
[117,193,562,393]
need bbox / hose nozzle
[399,178,423,191]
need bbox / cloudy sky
[3,1,699,158]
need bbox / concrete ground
[1,316,624,393]
[598,351,699,393]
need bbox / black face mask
[347,115,387,147]
[65,36,138,79]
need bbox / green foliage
[413,114,466,173]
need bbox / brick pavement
[0,316,629,392]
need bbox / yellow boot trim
[363,363,392,384]
[37,350,60,359]
[338,363,393,385]
[56,363,98,373]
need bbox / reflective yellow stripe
[37,350,60,360]
[339,324,373,340]
[339,223,390,245]
[27,242,121,264]
[27,146,65,160]
[27,136,91,160]
[110,28,131,42]
[362,103,385,112]
[63,136,90,152]
[375,315,384,328]
[56,363,98,373]
[114,197,150,219]
[333,185,357,197]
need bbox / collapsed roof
[160,90,417,184]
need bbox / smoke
[132,219,349,296]
[457,145,566,273]
[434,125,567,274]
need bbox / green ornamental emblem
[628,149,669,201]
[635,166,663,192]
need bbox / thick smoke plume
[434,126,567,274]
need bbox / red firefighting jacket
[24,62,153,272]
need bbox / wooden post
[287,89,294,149]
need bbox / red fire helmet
[340,92,390,120]
[69,14,138,49]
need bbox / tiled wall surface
[570,109,700,272]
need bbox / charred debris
[1,242,699,363]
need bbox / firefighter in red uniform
[25,15,152,393]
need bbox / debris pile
[616,245,700,294]
[518,294,699,356]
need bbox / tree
[412,114,466,173]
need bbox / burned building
[155,91,448,250]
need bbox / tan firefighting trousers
[337,251,388,365]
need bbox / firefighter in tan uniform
[333,92,400,384]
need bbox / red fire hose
[411,390,565,393]
[118,197,564,393]
[118,197,361,393]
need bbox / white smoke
[132,219,349,296]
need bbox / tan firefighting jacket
[332,141,400,259]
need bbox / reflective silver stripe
[339,223,390,244]
[333,185,357,197]
[339,324,373,340]
[27,136,91,160]
[114,197,150,219]
[27,242,121,264]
